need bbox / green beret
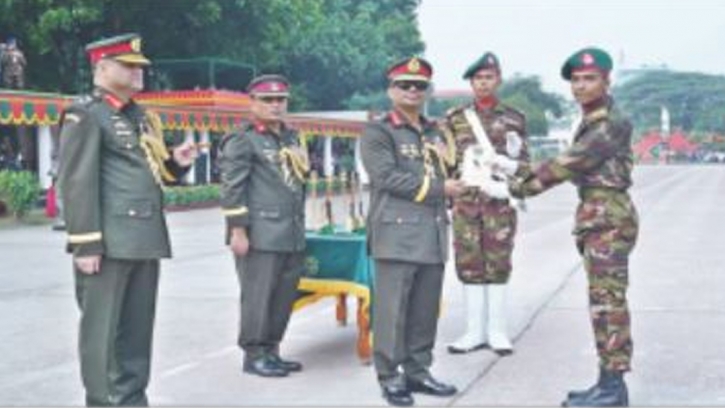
[561,47,613,80]
[463,52,500,79]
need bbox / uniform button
[128,209,137,217]
[126,143,133,149]
[396,217,402,224]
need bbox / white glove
[492,154,519,177]
[460,146,491,188]
[505,131,523,158]
[480,178,511,200]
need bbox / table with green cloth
[294,231,374,363]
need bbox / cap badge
[407,58,421,73]
[130,38,141,52]
[581,53,595,65]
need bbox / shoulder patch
[585,107,609,124]
[445,103,471,119]
[501,104,526,122]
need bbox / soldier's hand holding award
[460,147,512,200]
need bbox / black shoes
[243,353,303,377]
[268,354,303,372]
[242,355,288,377]
[407,375,458,397]
[562,368,629,407]
[380,382,414,407]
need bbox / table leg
[335,293,347,326]
[356,297,372,365]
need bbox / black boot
[562,368,628,407]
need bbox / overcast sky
[418,0,725,96]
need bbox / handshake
[460,147,520,200]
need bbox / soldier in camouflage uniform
[219,75,307,378]
[485,47,638,407]
[443,52,529,356]
[58,34,195,406]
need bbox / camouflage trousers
[453,195,517,284]
[575,190,639,372]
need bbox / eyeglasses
[393,81,430,92]
[256,96,288,104]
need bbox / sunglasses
[257,96,288,104]
[393,81,430,92]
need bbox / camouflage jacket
[443,101,529,202]
[511,98,633,197]
[510,98,637,235]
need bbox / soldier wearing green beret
[219,74,307,378]
[484,47,637,407]
[442,52,529,356]
[361,57,464,406]
[58,33,196,405]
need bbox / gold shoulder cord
[278,143,310,183]
[140,111,176,185]
[422,127,457,179]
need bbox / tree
[0,0,425,111]
[614,71,725,135]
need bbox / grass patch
[0,208,53,230]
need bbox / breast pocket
[381,212,421,225]
[255,207,282,219]
[112,200,154,219]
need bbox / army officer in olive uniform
[361,57,465,407]
[58,34,196,406]
[219,75,308,378]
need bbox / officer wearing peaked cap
[219,74,308,378]
[481,47,638,407]
[58,33,196,406]
[361,57,464,407]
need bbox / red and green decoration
[0,91,69,126]
[0,90,365,138]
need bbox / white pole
[199,129,210,184]
[37,125,53,189]
[184,129,196,185]
[324,136,333,177]
[354,137,368,185]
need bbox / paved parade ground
[1,165,724,406]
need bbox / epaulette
[501,103,526,123]
[585,107,609,124]
[74,94,95,105]
[445,103,471,119]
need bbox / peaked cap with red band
[85,33,151,66]
[387,57,433,82]
[561,47,613,80]
[246,74,290,97]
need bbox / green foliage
[614,71,725,135]
[0,0,424,110]
[498,76,566,136]
[0,170,41,219]
[426,76,565,136]
[163,184,220,208]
